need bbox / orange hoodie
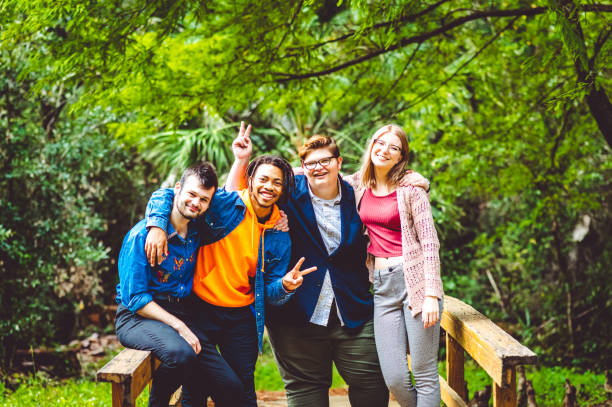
[192,189,281,307]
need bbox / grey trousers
[373,264,442,407]
[267,311,389,407]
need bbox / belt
[154,294,186,304]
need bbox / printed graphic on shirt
[174,257,184,271]
[157,269,170,283]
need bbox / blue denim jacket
[145,187,293,350]
[116,219,199,313]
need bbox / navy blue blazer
[266,174,374,328]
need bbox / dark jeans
[115,301,201,407]
[267,306,389,407]
[181,295,259,407]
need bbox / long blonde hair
[359,124,410,189]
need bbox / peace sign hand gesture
[232,121,252,161]
[282,257,317,292]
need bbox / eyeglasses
[302,156,337,170]
[373,138,402,154]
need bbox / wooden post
[446,333,468,401]
[493,367,517,407]
[111,383,124,407]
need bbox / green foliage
[1,0,611,370]
[527,366,607,406]
[0,45,151,366]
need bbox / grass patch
[3,341,605,406]
[0,374,149,407]
[525,366,606,406]
[440,358,608,406]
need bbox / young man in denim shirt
[115,163,217,407]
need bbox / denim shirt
[116,219,199,313]
[145,187,293,350]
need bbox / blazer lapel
[336,177,359,253]
[290,176,328,255]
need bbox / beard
[176,199,199,219]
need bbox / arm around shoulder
[341,171,361,190]
[145,188,175,231]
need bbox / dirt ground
[256,389,400,407]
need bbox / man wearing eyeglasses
[228,128,389,407]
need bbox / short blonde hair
[298,135,340,161]
[359,124,410,188]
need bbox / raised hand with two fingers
[232,121,252,161]
[282,257,317,292]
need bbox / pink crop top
[359,189,403,257]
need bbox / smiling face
[301,147,342,191]
[174,175,216,219]
[370,132,403,172]
[248,163,284,216]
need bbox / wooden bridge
[97,295,537,407]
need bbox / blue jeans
[115,301,200,407]
[181,295,259,407]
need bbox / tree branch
[272,8,536,81]
[275,0,304,52]
[549,105,574,171]
[350,42,423,118]
[589,25,612,68]
[287,0,451,53]
[393,16,519,114]
[288,0,612,59]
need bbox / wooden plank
[493,367,517,407]
[441,296,537,386]
[446,333,468,401]
[440,375,469,407]
[97,348,158,407]
[129,353,156,404]
[97,348,153,384]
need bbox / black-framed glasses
[302,156,337,170]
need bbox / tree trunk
[584,87,612,148]
[555,0,612,148]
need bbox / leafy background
[1,0,610,386]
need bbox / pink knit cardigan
[345,171,444,316]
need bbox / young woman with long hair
[345,124,444,407]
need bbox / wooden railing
[439,295,537,407]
